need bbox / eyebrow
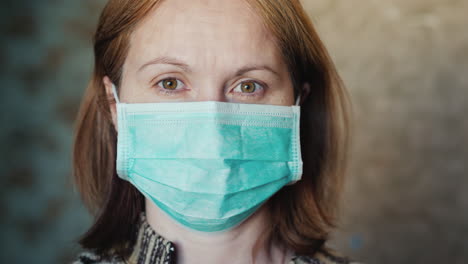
[138,56,280,78]
[138,56,191,73]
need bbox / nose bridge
[194,79,227,102]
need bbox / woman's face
[105,0,295,106]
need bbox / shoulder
[72,250,125,264]
[291,248,363,264]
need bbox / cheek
[266,83,295,106]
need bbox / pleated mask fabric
[112,84,303,232]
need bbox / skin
[104,0,310,263]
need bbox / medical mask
[112,84,303,232]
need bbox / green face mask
[112,84,303,232]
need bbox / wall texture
[0,0,466,263]
[305,1,468,263]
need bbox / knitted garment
[73,214,359,264]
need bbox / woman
[72,0,356,263]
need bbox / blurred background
[0,0,466,263]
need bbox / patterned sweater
[73,214,360,264]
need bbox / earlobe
[300,82,311,105]
[103,76,118,133]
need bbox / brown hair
[73,0,350,259]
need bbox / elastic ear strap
[112,83,120,104]
[295,93,301,106]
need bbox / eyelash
[154,78,186,95]
[232,81,265,98]
[153,77,266,97]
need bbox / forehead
[127,0,281,69]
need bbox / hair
[73,0,351,259]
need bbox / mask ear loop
[295,93,301,106]
[111,83,120,104]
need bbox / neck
[145,199,291,264]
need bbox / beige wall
[300,0,468,263]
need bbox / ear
[300,82,311,105]
[103,76,118,133]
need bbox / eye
[157,78,185,90]
[233,81,263,94]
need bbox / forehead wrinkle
[126,0,284,79]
